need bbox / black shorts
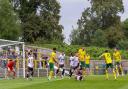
[71,66,78,70]
[28,67,33,72]
[106,63,113,69]
[115,62,121,66]
[59,64,64,68]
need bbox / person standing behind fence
[99,50,117,80]
[85,53,91,75]
[113,48,123,76]
[26,52,34,80]
[48,48,58,80]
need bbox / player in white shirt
[69,53,79,78]
[26,53,34,80]
[56,52,65,78]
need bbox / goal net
[0,39,25,78]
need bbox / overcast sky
[59,0,128,44]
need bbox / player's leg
[69,67,73,77]
[62,68,65,77]
[105,64,109,80]
[80,61,86,77]
[26,67,30,79]
[86,64,90,75]
[115,62,119,76]
[55,65,60,77]
[48,63,54,80]
[61,65,65,78]
[111,64,117,80]
[30,68,34,79]
[118,62,123,76]
[54,65,59,78]
[11,68,16,79]
[6,67,11,79]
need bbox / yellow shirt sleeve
[49,52,56,63]
[85,55,90,64]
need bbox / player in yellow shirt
[85,53,91,75]
[100,50,116,80]
[48,48,58,80]
[113,48,123,76]
[78,48,86,76]
[78,48,86,68]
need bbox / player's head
[114,47,118,51]
[75,52,78,57]
[105,50,109,53]
[28,52,32,56]
[9,59,12,61]
[62,51,65,55]
[53,48,56,52]
[70,52,73,56]
[82,47,85,51]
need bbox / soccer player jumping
[78,48,86,77]
[100,50,117,80]
[113,48,123,76]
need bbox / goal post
[0,39,25,78]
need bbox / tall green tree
[11,0,64,43]
[116,19,128,49]
[122,19,128,39]
[70,0,124,48]
[0,0,21,40]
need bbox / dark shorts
[49,63,54,71]
[80,61,85,68]
[28,67,33,72]
[59,64,64,68]
[106,63,113,69]
[115,62,121,66]
[71,66,78,70]
[85,64,90,68]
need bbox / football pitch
[0,75,128,89]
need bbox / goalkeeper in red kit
[6,59,16,79]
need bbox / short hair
[105,50,109,52]
[9,59,12,61]
[115,47,119,50]
[70,52,73,56]
[53,48,56,51]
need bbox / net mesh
[0,39,24,78]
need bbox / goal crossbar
[0,39,25,78]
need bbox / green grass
[0,75,128,89]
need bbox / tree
[90,0,124,30]
[122,19,128,39]
[69,28,81,45]
[0,0,21,40]
[92,29,107,47]
[116,19,128,49]
[70,0,124,48]
[10,0,64,43]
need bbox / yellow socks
[115,65,119,76]
[113,69,117,80]
[105,70,109,80]
[48,71,53,80]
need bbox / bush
[31,44,128,60]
